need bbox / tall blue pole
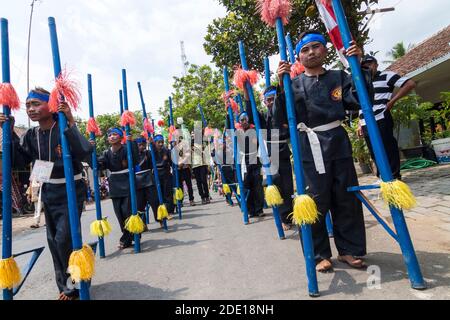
[274,17,319,296]
[264,57,271,88]
[285,33,296,63]
[1,17,14,301]
[121,69,141,253]
[169,97,182,219]
[224,67,249,225]
[198,104,207,128]
[137,82,167,230]
[48,17,90,300]
[87,74,105,258]
[331,0,425,289]
[236,94,245,113]
[238,41,285,239]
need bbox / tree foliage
[204,0,378,70]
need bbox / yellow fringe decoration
[223,184,231,195]
[68,244,95,282]
[0,257,22,290]
[380,180,417,210]
[289,194,319,225]
[157,204,169,221]
[237,185,240,195]
[90,218,112,238]
[265,185,284,207]
[175,188,184,201]
[125,214,145,234]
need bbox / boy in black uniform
[98,128,138,249]
[276,30,368,272]
[152,134,174,221]
[135,137,158,228]
[244,86,293,230]
[1,87,93,300]
[235,112,265,218]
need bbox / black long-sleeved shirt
[12,123,93,203]
[276,69,372,162]
[135,150,154,189]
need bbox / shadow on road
[90,281,188,299]
[140,238,213,253]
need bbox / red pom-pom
[233,68,259,90]
[290,61,305,79]
[235,122,242,130]
[222,90,240,113]
[0,83,21,111]
[143,118,154,133]
[157,119,165,127]
[204,127,214,137]
[141,131,149,140]
[120,110,136,127]
[87,117,102,136]
[257,0,292,27]
[121,131,127,145]
[48,69,81,113]
[229,99,239,114]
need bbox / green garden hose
[400,157,437,170]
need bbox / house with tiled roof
[387,25,450,103]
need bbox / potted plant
[345,120,373,174]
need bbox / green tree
[204,0,377,70]
[159,64,229,131]
[384,41,414,64]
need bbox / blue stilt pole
[169,97,182,219]
[285,33,296,63]
[1,17,14,301]
[331,0,425,289]
[223,67,249,225]
[274,18,319,296]
[48,17,90,300]
[198,103,208,128]
[325,212,333,237]
[264,57,271,89]
[87,74,106,258]
[121,69,141,253]
[238,41,285,240]
[137,82,168,230]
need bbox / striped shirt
[359,70,409,126]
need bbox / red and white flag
[314,0,349,68]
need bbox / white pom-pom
[177,117,184,125]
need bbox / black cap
[362,54,377,64]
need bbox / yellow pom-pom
[125,214,145,234]
[265,185,284,207]
[223,184,231,195]
[380,180,417,210]
[0,257,22,290]
[90,218,112,238]
[237,185,240,195]
[289,194,319,225]
[175,188,184,201]
[157,204,169,221]
[68,244,95,282]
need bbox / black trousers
[300,158,366,260]
[362,111,401,179]
[43,199,84,298]
[136,186,159,222]
[179,168,194,201]
[193,166,210,200]
[111,196,133,246]
[243,165,264,216]
[159,174,174,215]
[272,159,294,224]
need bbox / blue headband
[238,112,248,121]
[135,137,146,144]
[154,134,164,142]
[295,33,327,55]
[27,91,50,102]
[107,128,123,137]
[264,89,277,98]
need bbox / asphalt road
[4,194,450,300]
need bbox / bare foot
[316,259,333,273]
[282,223,291,231]
[337,255,366,269]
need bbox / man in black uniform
[235,112,265,218]
[135,137,158,228]
[152,134,174,221]
[1,87,93,300]
[98,128,138,250]
[244,85,293,230]
[277,30,368,272]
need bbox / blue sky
[2,0,449,127]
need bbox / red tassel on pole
[233,68,259,90]
[87,117,101,136]
[0,83,20,111]
[120,110,136,127]
[143,117,154,133]
[48,69,81,113]
[290,61,305,78]
[257,0,292,27]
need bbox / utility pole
[180,41,189,76]
[26,0,39,128]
